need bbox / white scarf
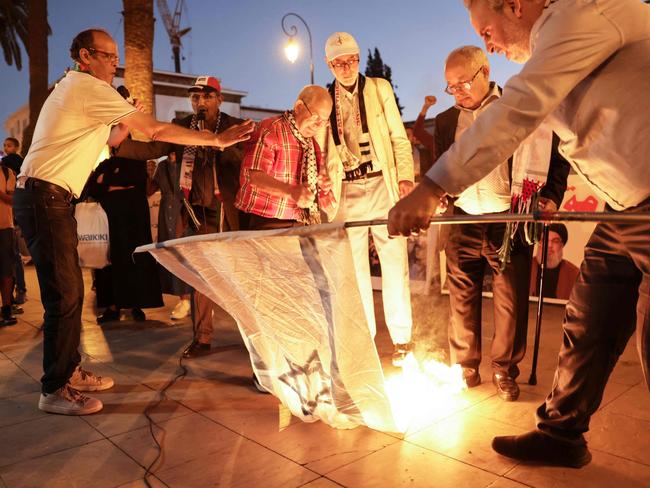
[498,120,554,267]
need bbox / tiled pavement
[1,266,648,487]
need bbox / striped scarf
[179,111,221,200]
[285,111,321,225]
[498,120,554,268]
[328,75,374,175]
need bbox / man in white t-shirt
[14,28,253,416]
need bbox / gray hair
[463,0,506,11]
[445,45,489,71]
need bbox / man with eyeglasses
[434,45,569,402]
[113,74,250,359]
[236,85,333,231]
[388,0,650,468]
[316,32,415,367]
[14,28,253,416]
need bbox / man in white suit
[317,32,414,366]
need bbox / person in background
[88,155,164,324]
[412,96,437,171]
[0,164,18,326]
[146,153,192,319]
[1,137,27,306]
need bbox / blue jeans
[13,185,83,393]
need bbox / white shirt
[426,0,650,211]
[20,71,135,197]
[454,83,511,215]
[340,81,362,163]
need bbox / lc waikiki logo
[78,233,109,242]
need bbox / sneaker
[1,305,17,326]
[38,384,103,415]
[392,343,411,367]
[69,366,114,391]
[11,304,23,315]
[0,316,17,327]
[171,299,191,320]
[14,290,27,305]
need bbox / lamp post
[281,13,314,85]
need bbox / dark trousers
[536,200,650,438]
[13,186,83,393]
[189,205,221,344]
[246,213,302,231]
[13,227,26,293]
[445,212,532,377]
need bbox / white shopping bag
[75,202,110,268]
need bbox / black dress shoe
[182,341,211,358]
[97,308,120,324]
[492,430,592,468]
[493,372,520,401]
[463,368,481,388]
[131,308,146,322]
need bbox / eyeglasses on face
[445,66,483,95]
[87,47,119,63]
[301,100,330,128]
[330,57,359,71]
[189,93,219,103]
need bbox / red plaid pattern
[235,114,322,220]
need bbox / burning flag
[137,223,398,431]
[136,223,465,433]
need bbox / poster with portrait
[438,171,605,305]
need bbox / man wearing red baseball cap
[114,74,249,358]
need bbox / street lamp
[281,13,314,85]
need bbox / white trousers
[334,176,413,344]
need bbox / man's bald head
[297,85,332,111]
[294,85,332,138]
[70,28,113,63]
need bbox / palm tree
[0,0,28,70]
[123,0,154,124]
[1,0,49,153]
[22,0,49,153]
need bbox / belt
[344,169,383,182]
[23,177,72,201]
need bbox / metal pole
[343,211,650,228]
[528,223,549,385]
[281,13,314,85]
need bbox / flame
[385,353,466,433]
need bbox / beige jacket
[317,76,414,221]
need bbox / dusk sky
[0,0,523,139]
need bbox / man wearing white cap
[317,32,414,366]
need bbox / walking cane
[528,222,550,385]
